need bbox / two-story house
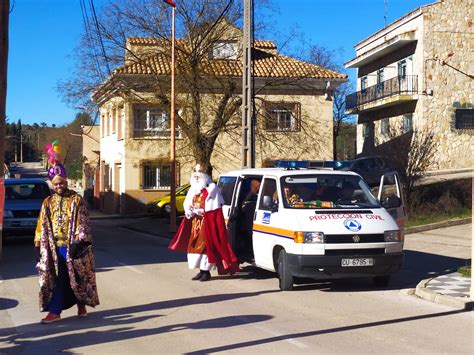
[93,26,346,214]
[345,0,473,172]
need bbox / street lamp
[163,0,177,232]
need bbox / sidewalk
[89,209,472,309]
[415,271,472,310]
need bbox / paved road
[0,221,472,353]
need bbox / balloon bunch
[45,140,61,164]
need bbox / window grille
[455,109,474,129]
[133,106,180,138]
[264,101,301,132]
[142,161,179,189]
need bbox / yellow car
[146,184,190,216]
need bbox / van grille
[325,233,385,243]
[325,248,385,256]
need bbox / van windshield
[280,174,379,209]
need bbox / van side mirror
[382,195,401,209]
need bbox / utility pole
[0,0,10,259]
[162,0,177,232]
[242,0,255,168]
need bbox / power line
[88,0,112,76]
[79,0,106,80]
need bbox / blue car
[3,178,51,236]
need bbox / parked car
[340,156,394,187]
[147,184,191,216]
[3,178,51,236]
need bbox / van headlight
[294,231,325,244]
[384,230,402,242]
[3,210,13,218]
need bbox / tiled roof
[116,43,346,80]
[127,37,277,50]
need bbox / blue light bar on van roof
[274,160,352,169]
[274,160,309,169]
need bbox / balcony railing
[346,75,418,111]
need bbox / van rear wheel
[277,249,293,291]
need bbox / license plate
[341,258,374,267]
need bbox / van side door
[377,171,406,227]
[217,175,240,250]
[253,177,279,270]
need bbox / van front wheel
[277,249,293,291]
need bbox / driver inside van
[338,182,358,204]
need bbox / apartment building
[345,0,473,172]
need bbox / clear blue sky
[6,0,435,127]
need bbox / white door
[377,171,406,227]
[217,175,240,251]
[253,177,280,270]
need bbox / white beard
[189,177,207,196]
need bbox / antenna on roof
[384,0,388,27]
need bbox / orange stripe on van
[253,224,294,239]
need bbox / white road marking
[118,262,144,274]
[237,316,308,348]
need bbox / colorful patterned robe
[35,190,99,311]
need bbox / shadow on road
[0,298,19,311]
[216,250,469,293]
[290,249,469,292]
[1,233,469,295]
[185,306,472,354]
[0,291,276,353]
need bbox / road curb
[415,278,473,310]
[404,218,472,235]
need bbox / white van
[217,160,405,291]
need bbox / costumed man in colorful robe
[169,164,239,281]
[34,141,99,324]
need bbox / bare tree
[375,124,437,211]
[59,0,345,174]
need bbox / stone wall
[356,0,473,171]
[421,0,474,169]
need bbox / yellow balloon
[53,145,60,153]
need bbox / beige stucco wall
[98,88,335,212]
[212,93,333,176]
